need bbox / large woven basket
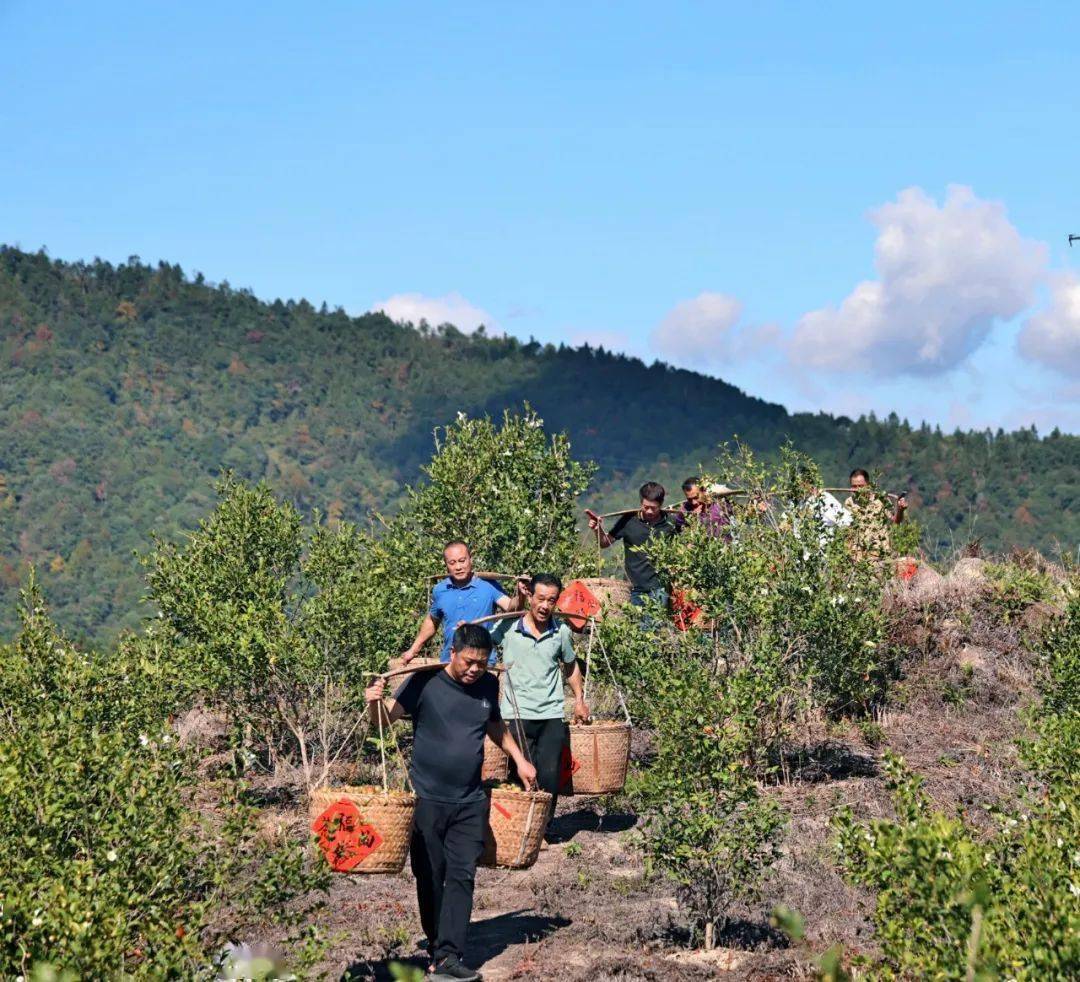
[479,787,552,869]
[482,737,509,781]
[564,721,631,795]
[309,787,416,874]
[579,578,630,615]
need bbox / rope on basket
[581,618,596,705]
[587,617,632,726]
[501,665,535,771]
[377,696,388,793]
[373,669,417,793]
[575,618,632,724]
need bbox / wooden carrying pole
[467,610,525,627]
[591,507,682,520]
[424,571,527,583]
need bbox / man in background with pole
[586,481,677,609]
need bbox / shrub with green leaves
[608,445,890,945]
[890,517,922,558]
[642,445,892,733]
[401,406,596,578]
[0,579,328,977]
[143,409,596,785]
[629,657,786,945]
[835,577,1080,979]
[1021,575,1079,787]
[984,561,1060,623]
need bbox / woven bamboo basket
[481,736,509,781]
[564,721,631,795]
[479,787,552,869]
[579,577,630,615]
[309,787,416,874]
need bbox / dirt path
[324,805,725,980]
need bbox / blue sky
[3,2,1079,432]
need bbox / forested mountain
[1,246,1076,641]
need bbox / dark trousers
[508,717,568,814]
[409,796,488,964]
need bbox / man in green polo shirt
[490,573,589,819]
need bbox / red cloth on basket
[671,588,703,632]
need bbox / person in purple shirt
[400,540,526,664]
[674,477,732,538]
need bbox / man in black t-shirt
[587,481,676,610]
[366,623,536,982]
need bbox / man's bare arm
[496,577,529,613]
[486,719,536,787]
[585,509,615,548]
[563,660,590,722]
[401,614,439,662]
[364,677,407,726]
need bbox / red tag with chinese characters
[312,800,383,872]
[558,743,581,790]
[557,580,602,632]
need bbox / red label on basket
[492,800,512,819]
[312,800,383,872]
[558,743,581,790]
[671,588,703,632]
[557,580,602,632]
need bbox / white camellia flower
[138,734,150,747]
[106,849,118,862]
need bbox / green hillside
[1,246,1076,641]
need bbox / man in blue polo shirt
[401,540,526,665]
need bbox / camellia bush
[142,408,596,787]
[601,445,893,946]
[0,578,328,978]
[402,407,596,578]
[618,445,893,742]
[834,573,1079,979]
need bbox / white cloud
[1017,272,1080,376]
[372,291,498,334]
[650,291,751,363]
[650,291,782,367]
[789,185,1047,376]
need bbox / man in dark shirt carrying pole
[365,623,536,982]
[587,481,677,610]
